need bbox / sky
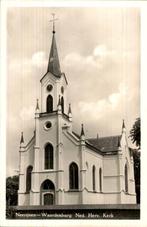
[6,7,140,176]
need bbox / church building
[18,19,136,206]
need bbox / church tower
[18,16,72,206]
[40,15,68,114]
[40,19,68,114]
[32,16,72,205]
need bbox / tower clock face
[47,84,53,92]
[61,86,64,94]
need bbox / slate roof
[72,131,121,154]
[87,135,121,153]
[47,32,61,77]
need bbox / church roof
[40,23,68,83]
[72,130,121,154]
[47,31,61,77]
[87,135,121,153]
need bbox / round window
[44,121,52,130]
[47,84,53,92]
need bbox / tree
[132,149,140,204]
[6,175,19,218]
[129,117,140,148]
[129,117,141,204]
[6,175,19,206]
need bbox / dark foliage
[6,175,19,206]
[129,117,140,204]
[129,118,140,148]
[132,149,140,204]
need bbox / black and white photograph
[1,0,145,226]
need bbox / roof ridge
[88,135,121,140]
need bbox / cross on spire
[49,13,58,33]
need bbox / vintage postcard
[0,0,146,227]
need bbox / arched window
[69,162,79,190]
[46,95,53,113]
[26,165,33,193]
[41,179,55,190]
[45,143,53,169]
[99,168,102,192]
[61,96,64,113]
[92,165,96,191]
[125,163,128,193]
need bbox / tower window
[125,163,128,193]
[26,165,33,193]
[69,162,79,190]
[46,95,53,113]
[47,84,53,92]
[61,86,64,94]
[45,143,53,169]
[61,96,64,113]
[44,121,52,130]
[92,165,96,191]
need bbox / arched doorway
[40,179,55,205]
[44,193,54,205]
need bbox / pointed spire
[47,14,61,77]
[80,124,85,137]
[36,99,39,111]
[80,124,85,144]
[20,132,24,144]
[122,119,126,133]
[122,119,125,129]
[68,103,72,114]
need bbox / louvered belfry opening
[46,95,53,113]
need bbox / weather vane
[49,13,58,33]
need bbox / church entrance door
[44,193,54,205]
[40,179,55,205]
